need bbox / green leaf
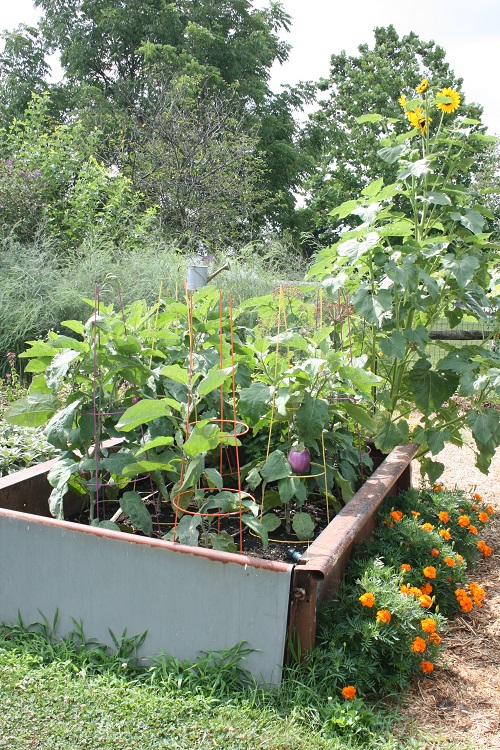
[101,450,137,476]
[329,199,359,219]
[45,349,81,390]
[441,254,479,288]
[379,331,406,359]
[450,209,485,235]
[203,468,223,491]
[5,393,61,427]
[356,113,383,124]
[196,366,234,398]
[409,359,459,413]
[119,491,153,536]
[374,416,409,454]
[44,400,82,450]
[183,423,220,457]
[419,458,445,484]
[164,515,201,547]
[159,364,189,385]
[342,401,377,432]
[238,383,272,424]
[179,454,205,492]
[425,192,452,206]
[61,320,85,335]
[292,512,315,541]
[260,450,291,483]
[362,177,384,197]
[377,145,405,164]
[296,393,329,443]
[134,436,175,456]
[242,514,268,550]
[338,232,379,261]
[18,340,57,358]
[352,286,393,327]
[209,532,237,553]
[397,159,431,179]
[245,466,263,491]
[115,398,180,431]
[261,513,282,532]
[278,476,305,505]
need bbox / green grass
[0,623,464,750]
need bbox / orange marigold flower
[486,505,494,515]
[390,510,403,522]
[411,510,421,517]
[341,685,357,700]
[469,583,485,606]
[458,515,470,527]
[421,523,434,532]
[400,585,411,596]
[433,485,443,492]
[468,525,478,535]
[420,660,434,674]
[428,632,441,645]
[419,594,433,608]
[376,609,392,624]
[420,582,433,595]
[444,556,456,567]
[423,566,437,579]
[473,493,482,501]
[401,563,411,572]
[455,589,473,612]
[421,618,437,634]
[411,637,427,653]
[439,529,451,540]
[477,540,492,557]
[478,512,489,523]
[471,505,479,511]
[359,592,375,607]
[438,511,450,523]
[456,554,464,563]
[409,586,423,597]
[430,548,440,558]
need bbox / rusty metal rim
[298,443,418,581]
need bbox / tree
[127,72,267,247]
[29,0,312,236]
[0,25,50,126]
[302,25,485,244]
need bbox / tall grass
[0,233,307,372]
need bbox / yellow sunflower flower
[398,94,407,109]
[436,87,460,114]
[416,78,428,93]
[407,107,432,133]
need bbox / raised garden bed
[0,443,416,684]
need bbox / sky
[1,0,499,134]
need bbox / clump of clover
[309,79,500,483]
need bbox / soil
[393,440,500,749]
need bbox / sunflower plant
[308,79,500,482]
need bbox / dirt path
[399,442,500,749]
